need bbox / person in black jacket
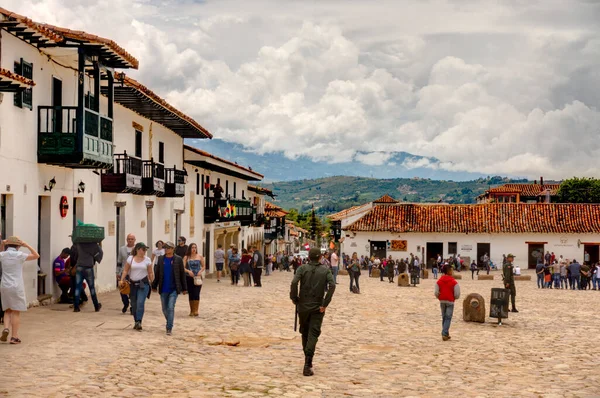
[71,242,103,313]
[152,241,187,335]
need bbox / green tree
[557,177,600,203]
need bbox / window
[135,130,142,158]
[233,182,237,198]
[158,142,165,164]
[201,175,205,195]
[241,189,245,199]
[448,242,457,255]
[217,178,221,185]
[14,59,33,109]
[196,173,200,195]
[225,181,229,197]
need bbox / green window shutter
[13,61,22,108]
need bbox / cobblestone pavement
[1,269,599,397]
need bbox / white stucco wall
[342,231,598,269]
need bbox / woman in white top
[151,240,165,265]
[120,242,154,331]
[0,236,39,344]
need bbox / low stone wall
[398,273,410,287]
[514,275,532,281]
[339,269,348,276]
[478,275,494,280]
[422,269,429,279]
[371,268,380,278]
[453,274,462,280]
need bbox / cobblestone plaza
[1,270,598,397]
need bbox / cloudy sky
[7,0,600,179]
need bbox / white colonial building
[333,194,600,269]
[0,7,272,305]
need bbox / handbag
[119,281,130,295]
[194,275,203,286]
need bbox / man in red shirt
[434,265,461,341]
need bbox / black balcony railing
[38,105,114,168]
[163,167,186,197]
[141,160,165,195]
[101,153,142,193]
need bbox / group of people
[215,243,265,287]
[535,252,600,290]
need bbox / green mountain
[261,176,530,214]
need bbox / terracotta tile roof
[113,73,211,138]
[373,194,399,204]
[346,203,600,234]
[0,7,138,69]
[488,184,560,197]
[265,201,288,218]
[184,145,263,179]
[248,185,275,198]
[0,68,35,88]
[328,203,370,221]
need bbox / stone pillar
[463,293,485,323]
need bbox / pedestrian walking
[72,241,103,313]
[290,248,336,376]
[470,260,477,279]
[349,252,361,293]
[0,237,39,344]
[175,236,188,258]
[502,253,518,312]
[119,242,154,331]
[184,243,205,316]
[568,260,582,290]
[228,247,240,285]
[435,264,460,341]
[214,244,225,283]
[266,253,273,276]
[153,241,187,335]
[240,248,253,286]
[117,234,136,314]
[151,240,165,265]
[330,250,339,284]
[251,246,264,287]
[386,256,394,283]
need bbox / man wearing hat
[290,248,336,376]
[503,254,518,312]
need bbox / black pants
[230,267,239,284]
[299,310,324,357]
[471,270,476,279]
[253,268,262,286]
[186,276,202,300]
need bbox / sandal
[0,328,8,342]
[10,337,21,344]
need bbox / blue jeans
[349,270,355,292]
[593,274,599,289]
[432,268,438,279]
[571,275,581,290]
[160,290,178,330]
[74,267,99,309]
[560,275,568,289]
[331,266,339,284]
[440,302,454,337]
[537,273,544,288]
[553,273,561,288]
[130,281,150,322]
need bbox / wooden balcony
[101,153,142,193]
[204,197,255,225]
[37,106,114,168]
[163,167,186,197]
[141,160,165,195]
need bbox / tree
[557,177,600,203]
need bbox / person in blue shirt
[152,241,187,335]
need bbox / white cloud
[4,0,600,179]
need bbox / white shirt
[331,252,339,267]
[514,266,521,275]
[152,248,165,264]
[128,255,151,281]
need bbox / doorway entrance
[477,243,491,268]
[528,243,544,269]
[426,242,443,269]
[37,196,51,296]
[205,230,211,271]
[115,205,126,273]
[370,241,386,259]
[52,77,63,132]
[583,244,599,265]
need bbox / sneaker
[442,336,450,341]
[166,329,172,336]
[73,307,81,313]
[95,303,102,312]
[511,308,519,313]
[122,304,129,314]
[133,321,141,330]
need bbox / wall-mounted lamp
[44,177,56,192]
[77,181,86,194]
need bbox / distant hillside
[261,176,530,214]
[186,138,485,181]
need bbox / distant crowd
[534,251,600,290]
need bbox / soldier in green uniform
[503,253,518,313]
[290,248,336,376]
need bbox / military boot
[303,356,314,376]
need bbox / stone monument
[463,293,485,323]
